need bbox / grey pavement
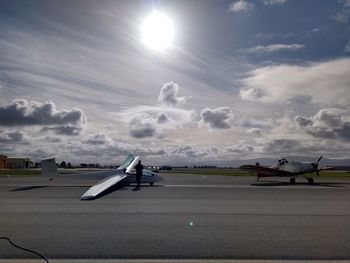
[0,174,349,260]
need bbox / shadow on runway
[9,185,49,191]
[251,180,347,187]
[9,185,89,192]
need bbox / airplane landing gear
[308,177,314,184]
[289,177,296,184]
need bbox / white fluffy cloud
[261,0,287,5]
[129,114,158,139]
[239,58,350,106]
[200,107,234,129]
[116,82,195,139]
[295,108,350,140]
[229,0,254,13]
[158,81,187,106]
[241,44,304,54]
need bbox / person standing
[135,160,143,190]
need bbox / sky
[0,0,350,166]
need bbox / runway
[0,174,350,260]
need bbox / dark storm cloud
[0,100,85,126]
[200,107,233,129]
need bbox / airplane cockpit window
[142,169,154,177]
[118,154,135,170]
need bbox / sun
[141,11,174,52]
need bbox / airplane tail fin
[41,157,58,180]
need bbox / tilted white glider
[41,154,155,200]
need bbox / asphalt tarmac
[0,174,350,260]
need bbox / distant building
[0,155,7,169]
[7,157,33,169]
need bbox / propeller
[311,156,323,176]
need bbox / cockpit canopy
[142,169,155,177]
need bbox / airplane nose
[157,174,164,182]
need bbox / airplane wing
[80,172,127,200]
[240,165,293,176]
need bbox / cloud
[44,136,62,143]
[117,82,195,139]
[200,107,233,129]
[84,132,110,145]
[224,144,254,154]
[241,44,305,54]
[172,145,209,158]
[331,0,350,23]
[332,9,350,23]
[41,125,82,136]
[262,139,301,153]
[261,0,287,5]
[345,41,350,52]
[295,115,313,127]
[158,82,187,106]
[156,112,169,123]
[0,99,85,127]
[0,130,24,143]
[129,117,156,138]
[229,0,254,13]
[239,88,266,101]
[288,95,312,104]
[295,108,350,140]
[248,128,263,135]
[239,58,350,106]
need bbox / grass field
[0,169,41,176]
[0,168,350,177]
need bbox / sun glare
[141,11,174,52]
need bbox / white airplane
[240,156,333,184]
[41,154,164,200]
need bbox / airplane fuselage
[275,161,315,175]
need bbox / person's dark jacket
[135,163,143,176]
